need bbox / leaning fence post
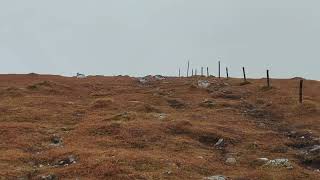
[218,61,221,79]
[207,67,209,77]
[226,67,229,79]
[242,67,247,82]
[267,70,270,87]
[187,61,190,77]
[299,80,303,104]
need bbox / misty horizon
[1,0,319,80]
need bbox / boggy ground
[0,74,319,180]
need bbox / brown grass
[0,75,319,179]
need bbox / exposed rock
[258,158,269,162]
[215,138,224,147]
[154,75,166,80]
[198,134,225,148]
[197,156,204,159]
[310,145,320,152]
[137,75,165,84]
[50,135,62,146]
[299,145,320,169]
[226,157,237,165]
[264,158,293,169]
[153,113,167,120]
[137,77,148,84]
[198,80,210,89]
[54,155,77,167]
[204,175,226,180]
[40,174,57,180]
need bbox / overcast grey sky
[0,0,319,79]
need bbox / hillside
[0,74,319,180]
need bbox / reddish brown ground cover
[0,74,319,179]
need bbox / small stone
[204,175,226,180]
[310,145,320,152]
[198,80,210,88]
[61,127,69,131]
[56,155,77,167]
[68,155,76,164]
[41,174,57,180]
[138,77,148,84]
[258,158,269,162]
[226,157,237,165]
[66,101,75,105]
[215,138,224,147]
[51,135,62,145]
[154,113,167,120]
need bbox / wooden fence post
[187,61,190,77]
[195,69,197,76]
[267,70,270,87]
[218,61,221,79]
[192,69,194,76]
[201,67,204,76]
[207,67,209,77]
[299,80,303,104]
[179,68,181,77]
[226,67,229,79]
[242,67,247,82]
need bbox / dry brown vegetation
[0,74,319,179]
